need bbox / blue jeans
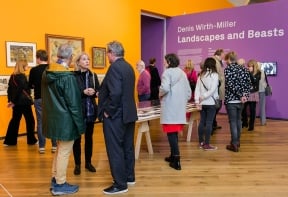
[259,91,266,125]
[198,105,216,145]
[226,103,243,146]
[34,99,56,148]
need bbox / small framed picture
[0,75,10,96]
[6,41,37,67]
[92,47,106,68]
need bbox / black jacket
[98,58,138,123]
[250,71,261,93]
[8,73,33,106]
[74,70,100,122]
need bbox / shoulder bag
[264,72,272,96]
[200,78,220,109]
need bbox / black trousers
[4,105,37,145]
[103,116,135,189]
[242,101,257,128]
[73,122,95,165]
[167,132,180,156]
[213,100,223,127]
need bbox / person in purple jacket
[136,60,151,102]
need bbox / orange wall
[0,0,232,137]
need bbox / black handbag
[264,72,272,96]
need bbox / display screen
[260,62,277,76]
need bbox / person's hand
[7,102,14,108]
[199,96,204,103]
[241,96,247,103]
[196,103,202,110]
[104,111,109,118]
[84,88,96,96]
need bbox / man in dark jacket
[98,41,138,195]
[42,44,85,196]
[29,49,57,154]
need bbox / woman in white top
[194,57,219,151]
[257,62,267,125]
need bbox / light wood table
[135,103,199,159]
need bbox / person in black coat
[72,52,100,175]
[98,41,138,195]
[146,58,161,101]
[4,59,37,146]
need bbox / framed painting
[92,47,106,68]
[6,41,37,67]
[45,34,84,65]
[0,75,10,96]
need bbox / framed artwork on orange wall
[45,34,84,66]
[6,41,37,67]
[92,47,106,68]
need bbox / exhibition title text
[177,20,284,43]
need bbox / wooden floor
[1,114,288,197]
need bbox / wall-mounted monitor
[260,62,277,76]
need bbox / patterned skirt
[248,92,259,102]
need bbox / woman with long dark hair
[194,57,219,150]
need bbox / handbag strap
[264,72,270,86]
[12,74,31,99]
[200,77,217,102]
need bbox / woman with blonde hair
[183,59,198,101]
[72,52,100,175]
[4,59,37,146]
[241,59,261,131]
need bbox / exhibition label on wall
[166,0,287,119]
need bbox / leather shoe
[164,155,172,162]
[74,165,81,175]
[103,185,128,195]
[85,163,96,172]
[226,144,239,152]
[248,127,254,131]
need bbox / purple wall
[166,0,288,119]
[141,15,165,75]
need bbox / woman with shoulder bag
[241,60,261,131]
[194,57,219,151]
[257,63,267,126]
[72,52,100,175]
[4,59,37,146]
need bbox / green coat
[41,63,85,141]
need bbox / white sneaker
[39,147,45,154]
[127,181,136,185]
[51,146,57,153]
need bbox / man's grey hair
[57,44,73,59]
[137,60,145,69]
[107,41,124,57]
